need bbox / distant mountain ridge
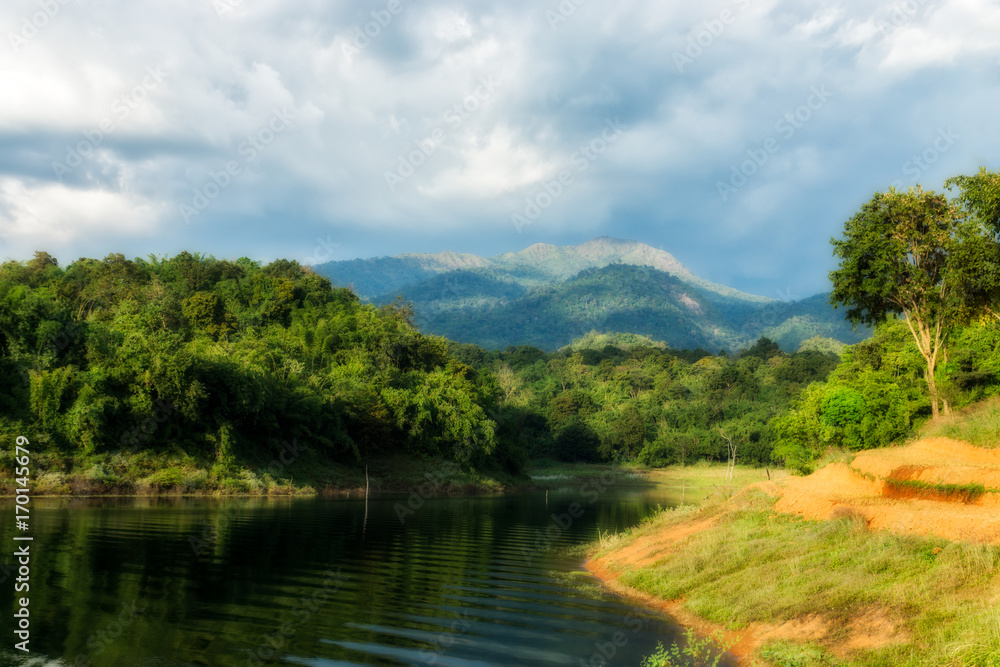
[321,237,770,303]
[314,238,867,352]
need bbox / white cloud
[0,0,994,296]
[0,178,163,251]
[419,126,556,199]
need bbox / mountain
[313,238,868,352]
[319,237,769,303]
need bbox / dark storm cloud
[0,0,996,297]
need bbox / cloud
[0,0,994,298]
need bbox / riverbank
[0,451,667,497]
[0,447,528,497]
[587,440,1000,666]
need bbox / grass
[759,640,840,666]
[882,478,988,503]
[595,488,1000,666]
[640,463,785,506]
[526,460,648,485]
[920,396,1000,448]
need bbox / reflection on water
[0,482,736,666]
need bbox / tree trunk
[904,312,945,421]
[926,363,940,420]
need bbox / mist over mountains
[314,238,867,352]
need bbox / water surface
[0,481,736,666]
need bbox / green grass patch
[882,478,987,503]
[602,497,1000,666]
[920,396,1000,448]
[759,640,841,666]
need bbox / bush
[641,629,730,667]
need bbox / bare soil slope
[773,437,1000,545]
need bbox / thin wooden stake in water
[363,465,369,537]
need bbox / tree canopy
[830,185,976,418]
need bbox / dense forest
[450,334,842,467]
[1,249,998,493]
[0,253,516,491]
[0,250,849,491]
[3,168,1000,492]
[375,264,867,352]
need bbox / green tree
[553,417,601,462]
[945,167,1000,322]
[182,291,229,338]
[829,186,964,419]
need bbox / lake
[0,477,737,666]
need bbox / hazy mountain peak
[397,250,486,270]
[312,238,864,352]
[315,237,770,304]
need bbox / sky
[1,0,998,299]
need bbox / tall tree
[829,186,961,419]
[945,167,1000,321]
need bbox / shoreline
[584,553,759,665]
[0,461,656,499]
[582,439,1000,667]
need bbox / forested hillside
[450,336,842,466]
[379,264,867,352]
[0,252,518,492]
[0,249,859,491]
[316,238,868,352]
